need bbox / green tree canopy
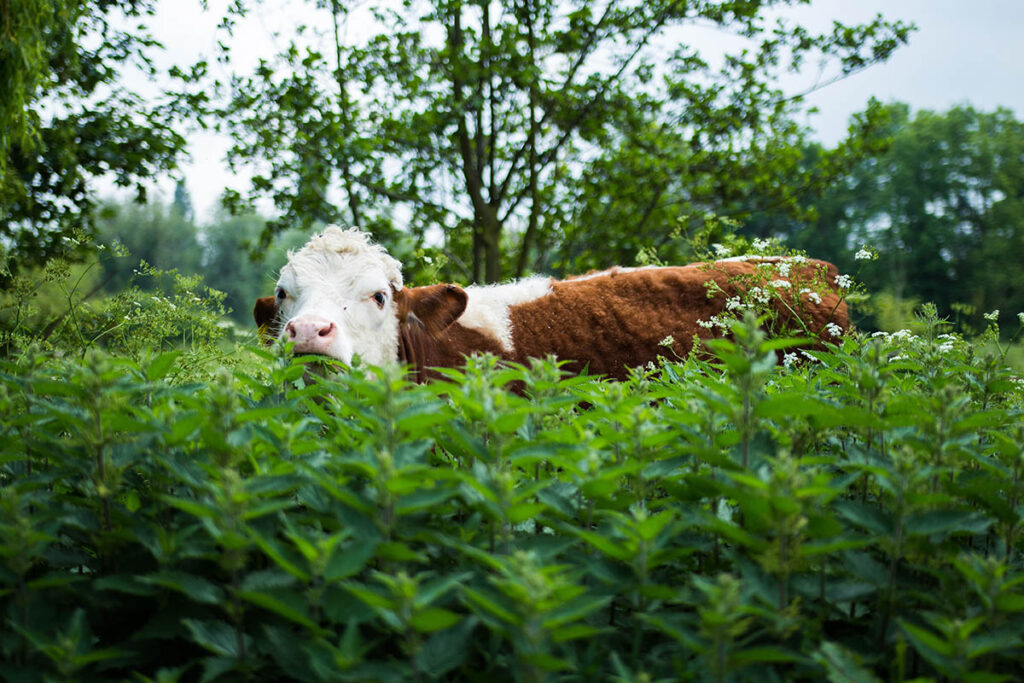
[0,0,190,277]
[771,103,1024,331]
[214,0,911,283]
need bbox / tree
[94,199,204,293]
[173,180,194,222]
[773,103,1024,332]
[215,0,911,283]
[201,213,308,325]
[0,0,190,277]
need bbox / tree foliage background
[0,0,190,275]
[212,0,910,283]
[0,0,1022,333]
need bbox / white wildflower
[790,254,807,264]
[697,319,714,329]
[659,335,675,347]
[775,261,791,277]
[1018,312,1024,326]
[752,237,771,252]
[782,352,798,369]
[834,274,853,290]
[854,247,877,261]
[769,280,791,289]
[801,288,822,305]
[826,322,843,338]
[750,287,770,305]
[725,296,743,311]
[712,243,731,257]
[423,255,434,265]
[984,310,1000,323]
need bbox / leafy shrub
[1,243,234,381]
[1,313,1023,681]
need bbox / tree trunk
[449,1,503,283]
[515,0,540,279]
[331,0,361,228]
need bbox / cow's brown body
[385,259,848,382]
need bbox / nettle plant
[2,248,1024,680]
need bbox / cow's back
[506,259,847,379]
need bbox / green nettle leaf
[904,510,993,537]
[139,571,225,605]
[146,351,182,382]
[239,589,318,630]
[814,641,883,683]
[409,607,462,633]
[183,619,250,658]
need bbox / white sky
[121,0,1024,222]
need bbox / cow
[254,226,849,381]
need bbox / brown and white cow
[254,226,849,381]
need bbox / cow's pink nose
[284,317,337,354]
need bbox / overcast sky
[130,0,1024,222]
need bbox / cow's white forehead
[280,226,404,293]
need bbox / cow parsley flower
[659,335,675,347]
[750,287,770,305]
[826,322,843,338]
[790,254,807,264]
[751,237,771,252]
[725,296,743,311]
[854,247,878,261]
[890,329,917,342]
[801,288,822,305]
[984,309,1000,323]
[769,280,791,289]
[1018,312,1024,325]
[697,319,714,329]
[782,352,798,369]
[712,243,731,257]
[834,274,853,290]
[775,261,791,277]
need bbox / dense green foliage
[2,311,1023,681]
[0,0,189,274]
[756,103,1024,334]
[3,4,1024,676]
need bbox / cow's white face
[273,227,404,366]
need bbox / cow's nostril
[285,321,297,339]
[318,322,335,338]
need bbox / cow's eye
[372,291,387,308]
[275,287,287,301]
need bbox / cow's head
[255,226,467,368]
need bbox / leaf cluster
[2,310,1023,680]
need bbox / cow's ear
[395,284,468,336]
[253,296,280,345]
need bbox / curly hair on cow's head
[288,226,405,292]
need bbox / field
[2,309,1023,682]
